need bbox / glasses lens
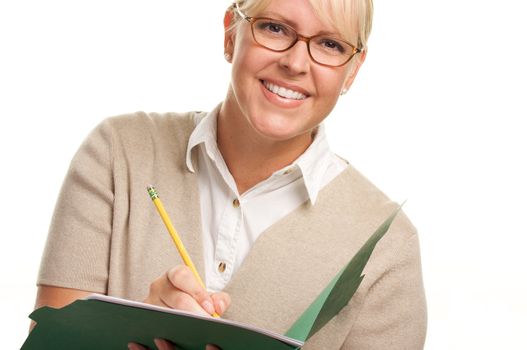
[309,36,356,66]
[250,18,357,67]
[252,18,297,51]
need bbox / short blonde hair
[230,0,373,50]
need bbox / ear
[224,10,235,56]
[342,49,367,91]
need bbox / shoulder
[100,111,204,137]
[319,164,418,272]
[84,110,206,153]
[323,164,415,232]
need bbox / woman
[34,0,427,349]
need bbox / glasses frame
[233,2,362,68]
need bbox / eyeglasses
[233,2,362,67]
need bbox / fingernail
[154,338,171,349]
[218,300,226,315]
[202,300,214,315]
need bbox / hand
[128,265,230,349]
[144,265,230,316]
[128,338,220,350]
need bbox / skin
[220,0,365,194]
[32,0,366,348]
[35,267,229,350]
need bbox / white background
[1,0,526,348]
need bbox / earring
[340,88,348,96]
[224,53,232,62]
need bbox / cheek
[230,38,262,92]
[314,73,345,107]
[314,65,348,94]
[231,28,258,65]
[230,52,261,112]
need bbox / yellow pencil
[147,185,220,318]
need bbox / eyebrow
[259,11,298,27]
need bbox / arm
[32,272,231,350]
[30,285,95,332]
[37,120,114,294]
[32,117,230,345]
[31,121,115,332]
[34,285,94,310]
[340,234,427,349]
[33,269,231,318]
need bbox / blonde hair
[230,0,373,50]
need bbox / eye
[266,22,284,34]
[255,20,292,37]
[317,38,346,54]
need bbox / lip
[260,79,311,97]
[259,79,310,109]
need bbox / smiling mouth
[261,80,308,100]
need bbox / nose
[278,40,311,75]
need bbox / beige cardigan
[38,111,427,349]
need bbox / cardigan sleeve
[37,120,115,294]
[340,233,427,349]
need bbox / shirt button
[218,262,227,273]
[232,198,240,208]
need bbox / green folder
[22,207,400,349]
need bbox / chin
[251,118,310,143]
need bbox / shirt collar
[291,124,333,205]
[185,104,334,205]
[186,104,222,173]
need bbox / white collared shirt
[186,104,348,291]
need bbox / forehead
[257,0,338,34]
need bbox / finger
[145,270,210,316]
[154,338,176,350]
[128,342,149,350]
[205,345,221,350]
[210,292,231,316]
[144,266,215,316]
[162,290,210,316]
[166,266,215,315]
[144,273,173,307]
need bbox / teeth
[263,81,307,100]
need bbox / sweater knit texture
[38,111,427,349]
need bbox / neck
[217,96,313,194]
